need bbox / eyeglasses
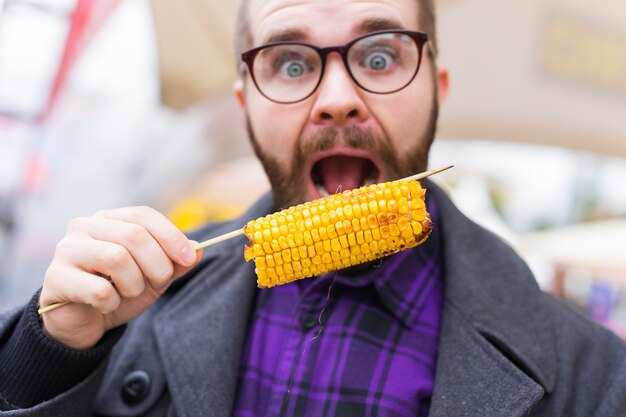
[241,30,429,104]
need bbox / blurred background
[0,0,625,338]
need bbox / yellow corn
[243,179,432,288]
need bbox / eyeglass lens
[251,32,421,103]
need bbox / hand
[39,206,203,350]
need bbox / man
[0,0,625,416]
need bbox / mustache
[297,126,388,157]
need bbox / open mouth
[308,150,382,198]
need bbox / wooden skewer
[193,165,452,250]
[38,165,452,315]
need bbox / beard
[246,95,440,210]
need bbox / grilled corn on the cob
[243,179,431,288]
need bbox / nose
[310,55,368,126]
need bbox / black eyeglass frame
[240,29,429,104]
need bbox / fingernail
[181,245,197,265]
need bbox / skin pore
[236,0,449,209]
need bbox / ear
[436,65,449,106]
[233,79,245,108]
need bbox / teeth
[316,183,329,197]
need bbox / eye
[281,60,306,78]
[362,52,393,71]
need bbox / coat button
[300,313,318,330]
[121,370,151,405]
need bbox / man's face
[236,0,448,209]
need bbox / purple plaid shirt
[234,200,444,417]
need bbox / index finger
[97,206,197,267]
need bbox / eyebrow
[264,27,309,44]
[357,17,405,33]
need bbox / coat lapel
[427,182,556,416]
[152,195,274,417]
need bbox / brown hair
[234,0,438,69]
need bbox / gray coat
[1,184,625,416]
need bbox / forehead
[247,0,420,46]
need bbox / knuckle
[91,281,115,306]
[67,216,88,233]
[125,224,149,246]
[123,282,145,298]
[106,246,130,268]
[129,206,153,221]
[53,238,73,257]
[152,262,174,286]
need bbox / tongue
[317,156,372,194]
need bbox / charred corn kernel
[367,214,378,229]
[244,178,432,287]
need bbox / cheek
[246,92,309,164]
[373,80,435,153]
